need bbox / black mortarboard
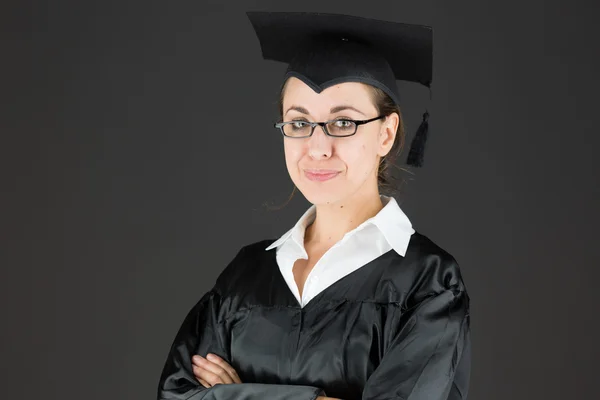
[246,11,434,167]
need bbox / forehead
[282,77,376,112]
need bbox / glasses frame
[274,115,386,138]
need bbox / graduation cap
[246,11,434,167]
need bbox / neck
[305,187,385,249]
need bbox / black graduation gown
[157,232,471,400]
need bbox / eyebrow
[284,105,367,117]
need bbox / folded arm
[157,289,326,400]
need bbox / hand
[191,353,242,388]
[316,397,341,400]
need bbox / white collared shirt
[265,196,415,307]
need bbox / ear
[378,113,399,157]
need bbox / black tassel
[406,111,430,167]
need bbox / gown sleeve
[361,287,471,400]
[156,249,327,400]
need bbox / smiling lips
[304,169,340,182]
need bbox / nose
[307,125,333,160]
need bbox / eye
[286,120,311,132]
[333,119,355,128]
[291,120,309,129]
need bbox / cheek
[339,140,377,176]
[283,142,303,172]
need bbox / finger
[198,378,211,388]
[191,360,211,388]
[202,354,239,384]
[193,359,228,385]
[206,354,242,384]
[192,364,227,386]
[228,368,242,384]
[192,356,234,385]
[192,355,205,368]
[229,368,242,384]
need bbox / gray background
[1,0,599,399]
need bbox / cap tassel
[406,111,429,167]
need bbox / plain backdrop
[1,0,599,399]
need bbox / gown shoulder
[391,230,468,305]
[210,239,280,302]
[211,234,468,309]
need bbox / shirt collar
[265,195,415,256]
[370,196,415,256]
[265,205,316,252]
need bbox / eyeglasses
[274,115,386,138]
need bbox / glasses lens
[283,121,312,137]
[326,120,357,136]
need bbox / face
[281,77,399,206]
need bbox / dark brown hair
[276,80,406,195]
[365,85,405,194]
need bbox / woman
[157,11,470,400]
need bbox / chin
[296,182,348,206]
